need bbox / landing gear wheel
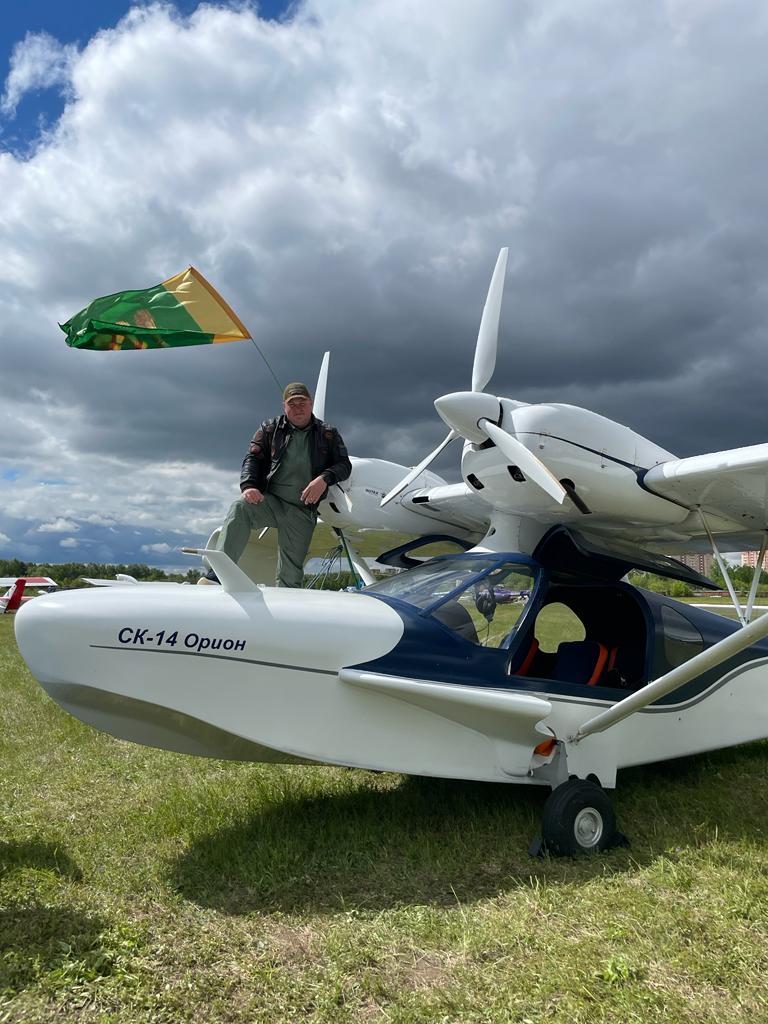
[538,779,624,857]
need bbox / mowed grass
[2,614,768,1023]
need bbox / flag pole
[249,338,283,395]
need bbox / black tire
[541,779,616,856]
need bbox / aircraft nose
[434,391,502,443]
[15,591,74,685]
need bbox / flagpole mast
[250,338,283,396]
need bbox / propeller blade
[479,420,568,505]
[380,429,459,507]
[313,350,330,421]
[471,247,509,393]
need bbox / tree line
[4,557,766,596]
[630,563,768,597]
[0,558,201,588]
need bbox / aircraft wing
[0,576,57,588]
[644,443,768,544]
[82,578,185,587]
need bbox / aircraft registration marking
[117,627,246,653]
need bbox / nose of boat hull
[14,584,406,759]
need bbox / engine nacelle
[319,457,463,536]
[461,402,688,527]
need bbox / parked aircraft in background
[1,577,57,613]
[1,580,26,613]
[82,574,191,587]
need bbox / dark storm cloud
[2,0,768,561]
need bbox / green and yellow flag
[61,267,251,351]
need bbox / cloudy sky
[1,0,767,567]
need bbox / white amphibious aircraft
[16,251,768,856]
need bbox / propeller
[380,429,459,506]
[381,249,509,507]
[313,350,330,421]
[471,246,509,392]
[381,247,568,509]
[479,420,567,505]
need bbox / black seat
[432,600,478,645]
[551,640,608,686]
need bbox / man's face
[284,395,313,428]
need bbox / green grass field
[2,611,768,1023]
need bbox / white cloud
[0,531,12,546]
[141,543,172,554]
[59,537,79,549]
[81,513,116,526]
[38,518,80,533]
[1,31,77,117]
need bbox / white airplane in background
[16,250,768,857]
[82,574,191,587]
[1,577,57,613]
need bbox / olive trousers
[216,493,316,588]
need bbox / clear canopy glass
[367,556,538,647]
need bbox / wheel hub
[574,806,604,849]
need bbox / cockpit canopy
[366,555,537,648]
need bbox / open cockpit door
[533,526,719,590]
[376,534,474,570]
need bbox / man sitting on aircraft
[204,382,352,588]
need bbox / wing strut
[744,531,768,624]
[570,604,768,744]
[334,528,374,588]
[698,508,746,626]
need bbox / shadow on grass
[0,904,107,996]
[614,739,768,854]
[170,740,768,914]
[0,838,83,881]
[170,773,546,913]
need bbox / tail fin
[2,579,26,613]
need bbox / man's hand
[242,487,265,504]
[301,476,328,506]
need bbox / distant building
[741,550,768,570]
[676,552,715,577]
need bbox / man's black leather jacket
[240,415,352,506]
